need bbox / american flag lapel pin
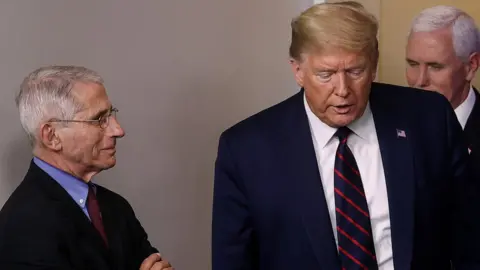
[396,129,406,138]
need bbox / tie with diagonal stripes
[334,127,378,270]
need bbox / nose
[333,72,349,97]
[415,66,430,88]
[107,117,125,138]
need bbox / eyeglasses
[49,108,119,129]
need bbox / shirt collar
[304,93,377,148]
[33,157,89,208]
[454,86,476,129]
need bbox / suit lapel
[464,87,480,152]
[30,162,111,262]
[96,188,126,270]
[370,87,415,269]
[280,90,340,269]
[278,85,416,268]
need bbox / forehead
[406,29,456,61]
[305,49,369,69]
[70,82,111,112]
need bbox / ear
[290,58,305,87]
[371,50,379,82]
[39,123,62,151]
[465,52,479,81]
[371,66,378,82]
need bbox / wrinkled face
[406,29,475,108]
[291,49,377,127]
[56,82,125,174]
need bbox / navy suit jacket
[212,82,480,270]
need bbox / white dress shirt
[454,86,476,130]
[304,95,394,269]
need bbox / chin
[98,157,117,170]
[106,158,117,168]
[329,114,358,127]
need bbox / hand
[140,253,173,270]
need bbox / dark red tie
[87,184,109,246]
[334,127,377,269]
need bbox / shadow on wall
[0,130,32,206]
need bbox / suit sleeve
[123,199,159,267]
[212,132,257,270]
[445,100,480,268]
[0,214,76,270]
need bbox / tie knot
[87,183,96,197]
[335,126,352,142]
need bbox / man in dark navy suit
[212,2,480,269]
[406,6,480,180]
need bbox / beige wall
[327,0,480,87]
[0,0,313,269]
[327,0,379,22]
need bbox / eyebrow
[426,62,444,66]
[312,66,334,72]
[406,58,443,66]
[88,106,112,120]
[345,65,365,71]
[314,64,366,72]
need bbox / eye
[407,61,418,67]
[429,64,444,71]
[96,114,108,124]
[348,69,364,76]
[316,72,333,80]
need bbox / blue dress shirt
[33,157,91,220]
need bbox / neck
[33,148,97,182]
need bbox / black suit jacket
[212,82,480,270]
[465,87,480,174]
[0,161,157,270]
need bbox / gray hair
[16,65,104,144]
[409,5,480,62]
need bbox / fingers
[151,260,173,270]
[140,253,162,270]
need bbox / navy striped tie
[334,127,378,270]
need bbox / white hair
[409,5,480,62]
[16,65,104,145]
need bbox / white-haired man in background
[0,65,173,270]
[406,6,480,158]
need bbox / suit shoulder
[0,178,48,218]
[0,179,61,239]
[372,82,451,110]
[220,91,301,140]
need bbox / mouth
[103,147,116,153]
[333,104,353,114]
[103,141,116,151]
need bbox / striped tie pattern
[334,127,378,270]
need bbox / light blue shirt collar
[33,157,90,216]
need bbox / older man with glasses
[0,65,173,270]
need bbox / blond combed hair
[289,1,379,61]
